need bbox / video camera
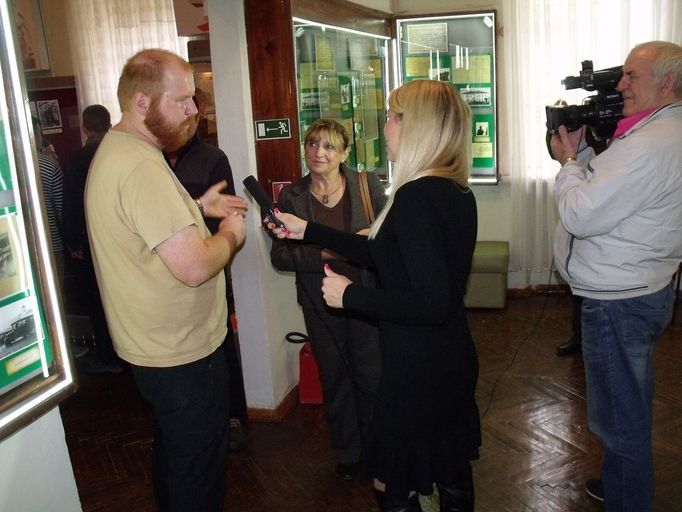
[545,60,624,140]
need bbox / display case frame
[395,11,499,184]
[0,0,75,441]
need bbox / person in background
[41,135,60,164]
[547,104,610,359]
[85,49,246,512]
[270,118,385,480]
[33,117,88,360]
[32,117,64,283]
[555,295,583,356]
[62,104,122,373]
[269,81,481,512]
[551,41,682,510]
[165,88,250,452]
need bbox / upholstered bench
[464,241,510,309]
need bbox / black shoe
[374,490,423,512]
[336,462,359,480]
[585,478,604,502]
[71,344,90,359]
[438,482,474,511]
[556,336,582,356]
[228,418,247,452]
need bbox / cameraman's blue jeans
[581,283,674,512]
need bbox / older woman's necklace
[313,176,345,205]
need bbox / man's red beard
[144,98,197,152]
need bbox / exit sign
[254,118,291,140]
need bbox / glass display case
[293,18,391,180]
[0,0,75,441]
[396,12,498,184]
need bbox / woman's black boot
[374,490,423,512]
[437,483,474,512]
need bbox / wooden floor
[59,293,682,511]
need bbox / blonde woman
[269,81,480,512]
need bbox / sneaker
[585,478,604,502]
[228,418,247,452]
[86,358,124,375]
[71,344,90,359]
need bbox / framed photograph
[11,0,50,71]
[406,22,448,54]
[36,99,62,130]
[0,1,75,441]
[459,86,492,107]
[314,35,335,71]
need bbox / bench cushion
[470,241,509,273]
[464,241,509,309]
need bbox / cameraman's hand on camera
[551,125,585,166]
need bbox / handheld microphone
[242,175,284,228]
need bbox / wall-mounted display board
[0,0,75,441]
[293,18,391,179]
[396,12,498,184]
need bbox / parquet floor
[59,293,682,511]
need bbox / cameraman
[551,41,682,511]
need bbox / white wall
[207,0,307,410]
[393,0,498,15]
[0,408,81,512]
[348,0,393,12]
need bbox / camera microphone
[242,175,284,228]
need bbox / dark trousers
[130,347,230,512]
[68,252,119,364]
[572,294,583,341]
[302,305,382,465]
[82,255,119,364]
[224,322,247,421]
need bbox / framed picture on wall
[11,0,50,72]
[36,99,62,130]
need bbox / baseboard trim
[247,385,300,423]
[508,284,570,297]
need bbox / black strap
[285,331,309,344]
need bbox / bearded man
[85,49,246,512]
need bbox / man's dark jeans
[131,346,230,512]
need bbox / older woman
[270,82,481,512]
[271,119,386,480]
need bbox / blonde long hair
[369,80,472,238]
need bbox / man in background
[165,88,250,452]
[551,41,682,510]
[33,117,89,361]
[85,49,246,512]
[62,104,121,373]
